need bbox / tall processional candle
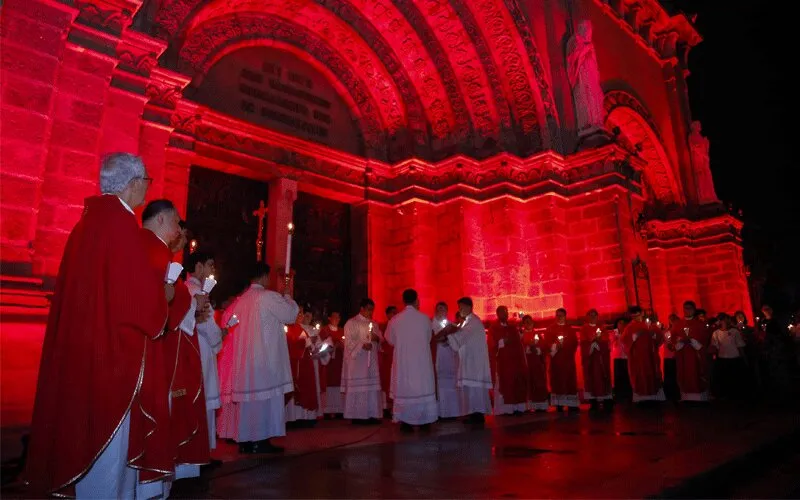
[285,223,294,285]
[367,322,374,368]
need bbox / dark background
[670,1,797,314]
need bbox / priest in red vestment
[668,300,712,402]
[490,306,528,415]
[24,153,169,498]
[139,201,208,490]
[286,308,320,425]
[545,308,580,411]
[579,309,613,410]
[319,312,345,418]
[520,315,549,411]
[621,307,665,403]
[379,305,398,417]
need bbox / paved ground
[4,402,799,498]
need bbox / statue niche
[688,121,719,205]
[567,21,607,141]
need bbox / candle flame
[287,223,294,231]
[208,274,215,281]
[284,325,288,333]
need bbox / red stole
[545,324,578,395]
[490,322,528,404]
[670,318,711,394]
[521,331,548,403]
[579,324,612,397]
[320,326,344,388]
[621,321,663,397]
[287,324,318,411]
[24,196,169,497]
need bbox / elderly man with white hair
[24,153,174,499]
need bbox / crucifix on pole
[253,200,268,261]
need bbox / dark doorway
[184,166,268,307]
[292,191,353,322]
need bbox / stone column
[266,177,298,290]
[0,0,76,272]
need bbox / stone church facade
[0,0,751,320]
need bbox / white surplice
[186,276,223,449]
[216,284,298,442]
[341,314,383,419]
[386,306,438,425]
[432,317,462,418]
[447,313,493,415]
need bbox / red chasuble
[24,196,168,497]
[489,322,528,404]
[521,331,549,403]
[621,321,663,398]
[139,230,208,478]
[545,324,579,395]
[286,324,318,411]
[319,326,344,389]
[669,318,711,397]
[579,324,612,399]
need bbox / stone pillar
[0,0,76,272]
[266,177,298,289]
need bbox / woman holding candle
[545,308,580,411]
[520,315,549,411]
[579,309,613,410]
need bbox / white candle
[595,328,601,338]
[315,323,321,331]
[226,314,239,328]
[284,325,289,334]
[285,223,294,274]
[202,274,217,294]
[557,335,564,343]
[534,334,539,343]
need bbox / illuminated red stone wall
[1,0,753,429]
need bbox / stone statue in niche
[567,21,606,138]
[688,121,719,204]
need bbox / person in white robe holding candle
[386,289,438,432]
[431,301,462,419]
[216,263,298,454]
[185,250,227,451]
[342,298,384,424]
[443,297,493,425]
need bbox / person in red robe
[24,154,169,497]
[489,306,528,415]
[319,312,345,418]
[545,308,579,411]
[286,307,320,426]
[621,307,665,404]
[520,315,549,411]
[579,309,612,410]
[379,305,398,418]
[139,201,209,488]
[668,300,712,402]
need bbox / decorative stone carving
[567,21,606,136]
[688,121,718,205]
[74,0,136,35]
[118,50,157,76]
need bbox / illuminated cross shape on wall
[253,200,268,261]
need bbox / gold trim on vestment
[50,336,148,497]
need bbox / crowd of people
[21,153,800,498]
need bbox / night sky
[673,2,797,312]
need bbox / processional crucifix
[253,200,268,261]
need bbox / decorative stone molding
[74,0,140,36]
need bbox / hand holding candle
[202,274,217,294]
[165,262,183,284]
[595,327,602,339]
[558,335,564,344]
[226,314,239,328]
[285,223,294,286]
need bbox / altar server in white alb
[432,301,462,419]
[386,289,438,431]
[217,263,299,453]
[185,250,227,450]
[444,297,493,425]
[342,298,384,424]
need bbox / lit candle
[646,318,651,325]
[285,223,294,277]
[656,321,662,328]
[202,274,217,294]
[557,335,564,343]
[284,325,288,334]
[534,334,539,343]
[226,314,239,328]
[367,322,374,367]
[683,327,690,339]
[595,327,602,338]
[315,323,321,331]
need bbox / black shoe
[335,413,344,420]
[556,406,564,412]
[383,409,392,419]
[399,423,414,433]
[568,405,580,412]
[464,413,485,425]
[419,423,432,433]
[589,401,600,412]
[253,439,285,454]
[238,441,255,454]
[366,417,382,426]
